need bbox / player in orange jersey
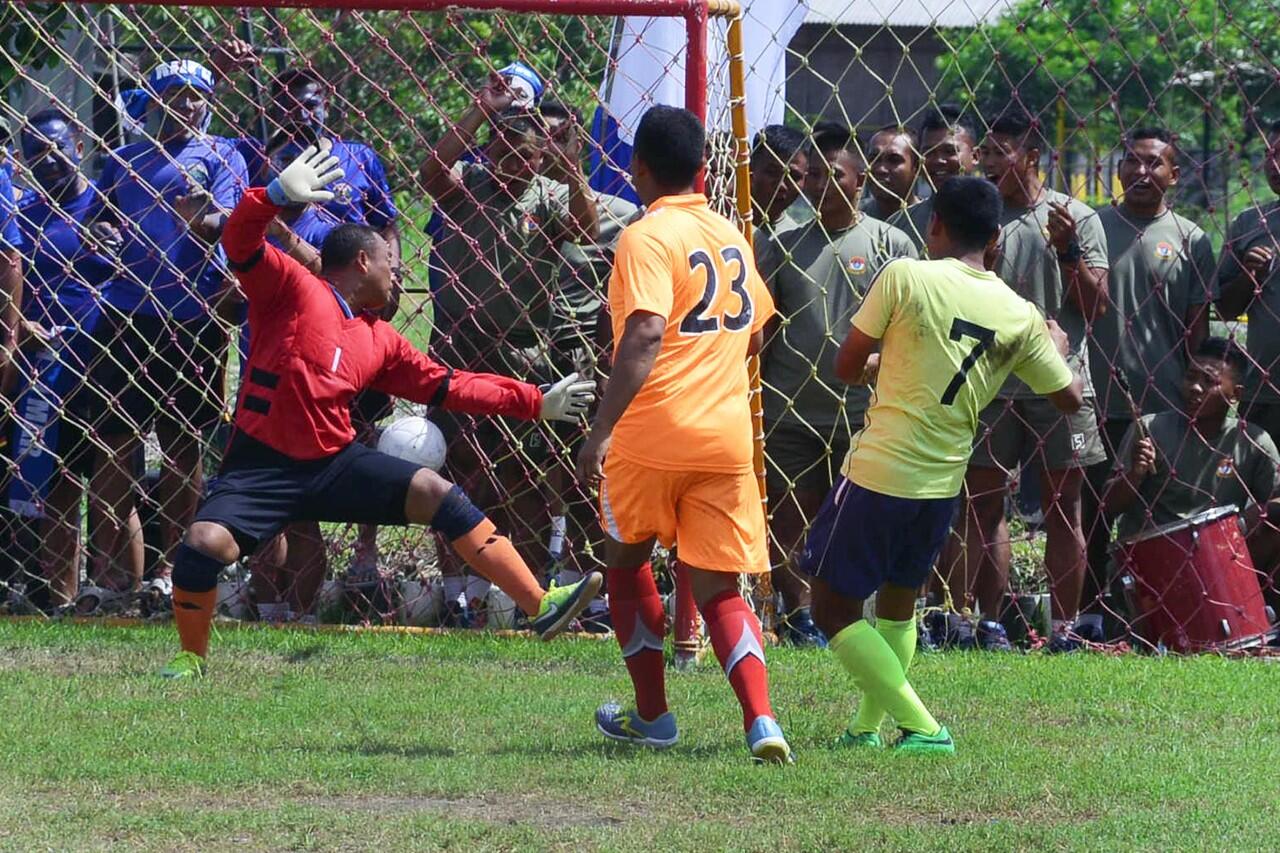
[575,106,791,763]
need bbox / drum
[1113,505,1275,653]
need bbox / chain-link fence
[2,0,1278,656]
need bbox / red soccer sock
[608,563,668,721]
[701,589,774,731]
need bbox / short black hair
[321,223,382,271]
[1129,126,1174,145]
[750,124,806,170]
[809,121,863,164]
[1267,118,1280,136]
[273,67,324,100]
[932,176,1002,250]
[1195,336,1248,381]
[918,103,977,144]
[539,98,582,126]
[632,105,705,187]
[869,124,919,164]
[987,104,1045,150]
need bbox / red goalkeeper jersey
[223,187,542,460]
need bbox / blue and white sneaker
[746,715,794,764]
[595,702,678,748]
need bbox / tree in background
[938,0,1280,236]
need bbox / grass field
[2,621,1279,851]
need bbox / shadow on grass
[283,645,327,664]
[486,738,749,761]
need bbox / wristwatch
[1057,239,1082,264]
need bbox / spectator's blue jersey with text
[95,136,247,320]
[16,182,115,333]
[0,160,22,250]
[236,137,398,229]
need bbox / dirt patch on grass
[0,646,135,677]
[303,792,627,828]
[13,786,628,831]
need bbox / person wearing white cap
[85,58,248,594]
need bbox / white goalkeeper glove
[266,138,345,206]
[539,372,595,423]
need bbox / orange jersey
[608,194,775,473]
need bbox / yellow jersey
[608,194,775,473]
[843,257,1073,498]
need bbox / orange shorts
[598,455,768,574]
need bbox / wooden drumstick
[1113,371,1147,439]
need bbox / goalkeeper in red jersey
[160,141,601,678]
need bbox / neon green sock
[831,620,939,736]
[849,616,917,735]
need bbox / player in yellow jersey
[798,177,1084,754]
[574,106,790,763]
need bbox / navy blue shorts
[797,478,959,601]
[195,431,421,555]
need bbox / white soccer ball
[216,578,251,620]
[316,579,347,624]
[487,585,518,629]
[399,578,444,627]
[377,416,447,472]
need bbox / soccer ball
[377,416,447,472]
[487,586,518,629]
[316,579,347,624]
[399,578,444,627]
[216,577,251,620]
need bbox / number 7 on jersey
[940,318,996,405]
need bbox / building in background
[787,0,1013,130]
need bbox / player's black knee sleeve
[429,485,486,540]
[172,543,223,593]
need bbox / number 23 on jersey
[679,246,754,336]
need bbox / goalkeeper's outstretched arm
[222,141,345,303]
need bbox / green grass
[1,621,1278,851]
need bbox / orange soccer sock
[450,518,544,616]
[173,587,217,658]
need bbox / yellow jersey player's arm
[1013,312,1084,413]
[834,262,902,384]
[575,229,672,485]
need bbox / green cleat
[834,729,882,749]
[159,650,206,680]
[893,725,955,755]
[531,571,604,640]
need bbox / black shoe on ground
[1046,633,1083,654]
[976,619,1013,651]
[780,607,828,648]
[949,614,977,651]
[924,611,950,649]
[1073,620,1106,645]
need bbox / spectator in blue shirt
[8,108,145,611]
[214,46,400,260]
[88,59,248,585]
